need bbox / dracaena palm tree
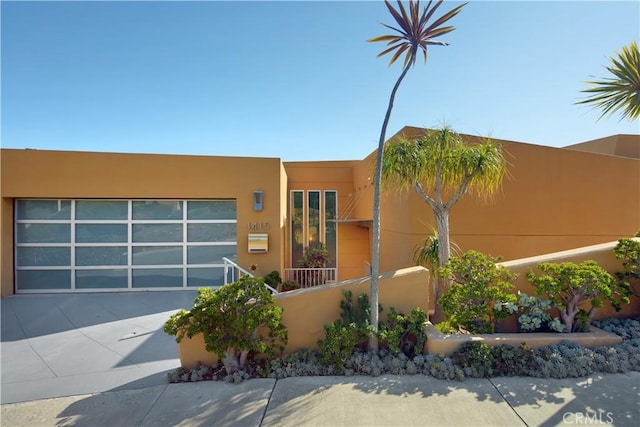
[381,126,507,320]
[367,0,466,352]
[576,40,640,121]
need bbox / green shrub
[317,291,428,369]
[438,251,518,333]
[613,237,639,297]
[263,270,282,289]
[164,276,287,377]
[317,290,374,370]
[279,280,301,292]
[317,321,360,370]
[451,341,494,378]
[296,242,329,268]
[527,260,630,332]
[434,320,458,334]
[379,307,428,358]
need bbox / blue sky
[2,0,639,161]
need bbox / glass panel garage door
[15,199,237,292]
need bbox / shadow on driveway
[1,291,198,404]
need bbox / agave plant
[576,40,640,121]
[367,0,466,352]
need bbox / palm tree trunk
[370,56,414,353]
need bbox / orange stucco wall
[177,266,431,369]
[283,160,370,280]
[378,128,640,270]
[1,129,638,296]
[0,149,287,296]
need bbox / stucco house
[1,127,638,296]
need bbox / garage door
[15,199,237,292]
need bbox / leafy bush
[317,321,360,370]
[451,341,494,378]
[164,275,287,378]
[279,280,301,292]
[296,242,329,268]
[317,290,374,370]
[317,291,428,370]
[438,251,518,333]
[379,307,428,358]
[263,270,282,289]
[613,237,639,297]
[434,320,458,334]
[527,261,630,332]
[515,292,563,333]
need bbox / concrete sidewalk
[2,373,639,426]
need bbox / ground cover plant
[168,317,640,383]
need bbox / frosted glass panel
[17,200,71,220]
[187,268,224,287]
[17,270,70,290]
[16,224,70,243]
[132,201,183,220]
[132,246,182,265]
[133,224,183,243]
[76,270,128,289]
[188,224,236,242]
[187,245,236,265]
[17,247,70,266]
[132,268,182,288]
[76,224,127,243]
[76,247,127,266]
[187,200,236,220]
[76,201,128,220]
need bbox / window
[15,199,237,292]
[290,190,337,268]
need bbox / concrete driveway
[1,291,198,404]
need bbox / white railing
[283,268,337,288]
[222,257,278,294]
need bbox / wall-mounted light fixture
[253,191,264,211]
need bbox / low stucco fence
[177,239,639,368]
[499,238,640,321]
[178,266,431,369]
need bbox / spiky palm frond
[368,0,467,68]
[577,41,640,121]
[413,229,460,270]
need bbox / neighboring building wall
[0,149,287,296]
[565,134,640,159]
